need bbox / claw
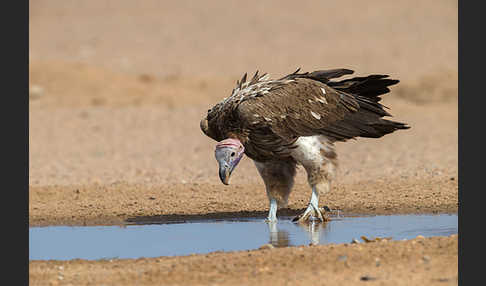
[292,207,330,223]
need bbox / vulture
[200,68,409,223]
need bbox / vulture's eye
[231,152,235,157]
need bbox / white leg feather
[290,135,336,223]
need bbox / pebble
[29,85,44,99]
[375,257,381,267]
[259,244,275,250]
[360,275,377,281]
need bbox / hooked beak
[218,162,231,185]
[215,148,241,185]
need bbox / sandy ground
[30,236,458,286]
[29,0,458,285]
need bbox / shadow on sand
[124,208,306,225]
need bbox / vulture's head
[214,138,245,185]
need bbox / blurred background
[29,0,457,188]
[30,0,457,82]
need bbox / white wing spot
[264,117,272,122]
[310,111,321,120]
[280,115,286,119]
[253,114,260,117]
[315,96,328,104]
[308,99,313,103]
[320,87,326,95]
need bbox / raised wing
[237,72,407,143]
[201,69,408,160]
[236,77,360,141]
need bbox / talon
[292,212,307,223]
[291,215,300,222]
[293,207,330,223]
[293,211,312,224]
[320,208,331,222]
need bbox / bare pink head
[215,138,245,185]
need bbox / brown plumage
[201,68,409,223]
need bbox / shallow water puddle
[29,214,457,260]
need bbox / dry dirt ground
[29,0,458,285]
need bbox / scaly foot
[292,206,330,223]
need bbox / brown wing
[201,69,409,161]
[236,78,361,141]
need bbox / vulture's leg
[293,179,331,223]
[254,160,297,222]
[290,136,337,223]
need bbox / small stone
[29,85,44,99]
[360,275,377,281]
[351,238,360,244]
[361,236,373,243]
[375,257,381,267]
[139,74,154,83]
[423,255,431,262]
[259,244,275,250]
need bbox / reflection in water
[267,220,329,247]
[267,221,290,247]
[295,220,329,245]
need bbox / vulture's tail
[329,74,410,139]
[328,74,399,102]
